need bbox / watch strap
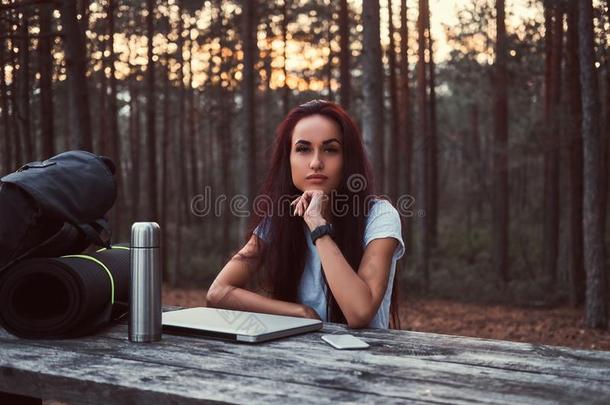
[311,223,333,245]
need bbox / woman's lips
[306,175,328,182]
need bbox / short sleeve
[363,200,405,260]
[253,217,270,243]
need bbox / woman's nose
[309,151,323,170]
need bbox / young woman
[206,100,405,329]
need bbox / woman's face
[290,114,343,194]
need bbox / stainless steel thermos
[129,222,162,342]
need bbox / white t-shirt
[254,199,405,328]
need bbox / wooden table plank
[0,341,411,405]
[1,321,609,405]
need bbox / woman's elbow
[206,283,227,308]
[346,312,373,329]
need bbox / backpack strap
[77,218,112,249]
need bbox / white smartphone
[321,334,370,350]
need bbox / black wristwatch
[311,223,334,245]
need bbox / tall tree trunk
[129,79,141,222]
[1,30,12,172]
[426,1,438,248]
[107,0,123,240]
[146,0,158,221]
[38,3,54,158]
[578,0,607,329]
[161,50,172,285]
[242,0,258,204]
[325,22,334,101]
[78,0,90,34]
[416,0,430,289]
[17,8,32,162]
[9,43,22,167]
[60,0,92,150]
[600,0,610,237]
[542,0,553,280]
[493,0,509,283]
[98,20,108,155]
[566,0,584,307]
[176,0,188,219]
[543,1,563,284]
[387,0,399,201]
[173,0,188,280]
[218,88,234,259]
[339,0,350,110]
[262,17,274,169]
[398,0,412,253]
[471,103,484,217]
[187,33,198,217]
[281,0,290,115]
[362,0,384,191]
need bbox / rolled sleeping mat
[0,246,130,339]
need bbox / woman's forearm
[314,235,374,327]
[207,285,305,318]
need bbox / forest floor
[162,286,610,351]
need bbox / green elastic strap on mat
[61,255,116,304]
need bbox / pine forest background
[1,0,609,329]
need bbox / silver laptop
[162,307,323,343]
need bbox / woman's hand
[291,189,329,231]
[299,304,322,320]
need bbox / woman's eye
[325,148,339,154]
[296,146,310,153]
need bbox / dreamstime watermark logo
[216,308,270,336]
[190,174,426,219]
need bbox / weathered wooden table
[1,313,609,404]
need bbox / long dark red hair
[243,100,401,329]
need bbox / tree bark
[362,0,384,192]
[281,0,290,115]
[566,1,584,306]
[161,50,172,285]
[98,19,108,155]
[60,0,92,151]
[38,2,54,158]
[1,26,12,173]
[470,103,484,217]
[146,0,158,221]
[339,0,350,110]
[9,35,22,167]
[600,0,610,238]
[425,1,438,248]
[397,0,413,264]
[187,32,198,217]
[242,0,258,203]
[387,0,399,201]
[543,1,563,284]
[219,90,233,259]
[129,77,141,222]
[107,0,123,240]
[578,0,607,329]
[325,22,334,101]
[492,0,509,283]
[176,0,188,220]
[17,7,32,162]
[173,0,188,279]
[416,0,430,289]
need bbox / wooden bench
[1,312,609,404]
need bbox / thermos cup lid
[131,222,160,248]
